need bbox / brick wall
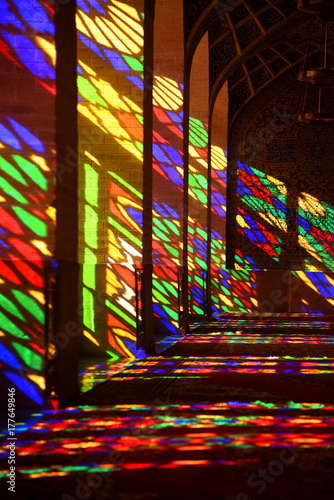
[77,0,145,358]
[188,33,209,317]
[152,0,184,335]
[0,0,56,408]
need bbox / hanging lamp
[298,0,334,22]
[298,20,334,124]
[298,22,334,87]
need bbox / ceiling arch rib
[184,1,334,126]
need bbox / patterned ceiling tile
[260,48,276,61]
[209,16,230,45]
[229,79,251,115]
[278,0,298,17]
[230,3,250,25]
[229,65,245,87]
[245,55,262,71]
[184,0,209,39]
[275,41,292,53]
[251,66,271,90]
[210,33,236,88]
[285,49,302,62]
[269,57,288,74]
[258,7,284,29]
[302,19,319,36]
[236,20,262,49]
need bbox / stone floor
[1,314,334,499]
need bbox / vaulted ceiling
[183,0,333,123]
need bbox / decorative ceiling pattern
[184,1,334,122]
[183,1,326,120]
[208,1,301,90]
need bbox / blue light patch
[166,111,183,123]
[0,31,55,79]
[126,207,143,225]
[0,0,25,30]
[4,371,43,405]
[14,0,54,34]
[162,203,179,219]
[161,144,183,166]
[104,49,130,71]
[0,123,21,150]
[153,304,169,319]
[86,0,106,14]
[0,342,22,370]
[160,320,178,334]
[78,33,105,60]
[77,0,90,14]
[8,118,44,153]
[164,167,182,186]
[153,202,169,218]
[127,76,144,91]
[153,143,172,165]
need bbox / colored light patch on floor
[205,320,331,329]
[1,401,334,480]
[182,333,334,344]
[87,356,334,380]
[79,359,137,392]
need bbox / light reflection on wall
[77,0,144,359]
[211,149,257,314]
[0,0,56,405]
[236,162,286,268]
[152,78,184,335]
[236,159,334,313]
[298,193,334,271]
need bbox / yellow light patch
[80,11,111,47]
[29,290,45,305]
[123,96,142,113]
[78,104,108,133]
[78,60,97,77]
[153,77,183,111]
[298,235,322,262]
[84,330,100,346]
[32,240,53,257]
[76,12,91,37]
[211,146,227,170]
[115,138,143,162]
[103,15,142,55]
[117,197,142,210]
[28,375,45,390]
[114,334,135,359]
[258,211,287,231]
[110,1,142,24]
[250,297,258,307]
[46,206,56,222]
[299,192,325,216]
[85,151,101,165]
[113,327,136,341]
[266,175,287,195]
[219,294,233,308]
[236,215,249,229]
[31,155,50,172]
[35,36,56,66]
[107,267,122,289]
